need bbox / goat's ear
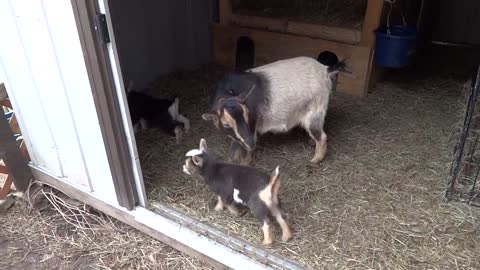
[192,155,204,167]
[202,113,219,128]
[199,138,207,151]
[237,84,256,103]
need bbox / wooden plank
[0,99,12,108]
[229,14,361,44]
[219,0,232,26]
[0,107,31,191]
[213,24,372,96]
[19,140,30,161]
[230,14,288,33]
[286,21,361,44]
[360,0,384,46]
[8,114,21,134]
[0,82,7,100]
[0,166,8,174]
[0,175,13,199]
[30,166,237,270]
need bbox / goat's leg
[251,202,273,244]
[306,113,327,163]
[214,196,224,211]
[269,205,293,242]
[225,204,240,216]
[261,220,273,245]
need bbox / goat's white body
[249,57,331,135]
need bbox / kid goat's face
[182,138,208,177]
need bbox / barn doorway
[103,0,480,268]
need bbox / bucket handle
[385,0,407,35]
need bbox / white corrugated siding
[0,0,118,205]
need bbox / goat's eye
[222,123,232,129]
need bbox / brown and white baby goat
[182,138,292,245]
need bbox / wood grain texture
[213,24,372,96]
[360,0,384,46]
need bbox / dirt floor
[136,51,480,269]
[0,194,211,270]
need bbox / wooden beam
[229,14,362,44]
[230,14,288,33]
[8,114,20,134]
[360,0,384,46]
[0,106,31,191]
[0,166,8,174]
[213,24,372,96]
[286,21,361,44]
[219,0,232,26]
[0,175,13,199]
[0,82,7,101]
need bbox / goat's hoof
[281,233,293,242]
[310,157,321,163]
[214,205,224,211]
[262,239,273,245]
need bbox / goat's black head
[183,138,210,178]
[202,85,256,151]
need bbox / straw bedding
[135,65,480,269]
[232,0,367,29]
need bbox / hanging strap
[385,0,408,35]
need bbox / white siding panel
[9,0,90,189]
[0,1,62,176]
[0,0,119,205]
[41,0,118,204]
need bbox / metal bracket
[95,13,110,44]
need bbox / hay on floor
[135,65,480,269]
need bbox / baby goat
[182,138,292,245]
[127,82,190,144]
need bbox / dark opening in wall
[235,36,255,71]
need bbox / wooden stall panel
[213,24,372,96]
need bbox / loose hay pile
[232,0,367,29]
[0,184,211,270]
[136,66,480,269]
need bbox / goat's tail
[317,51,352,77]
[268,166,281,203]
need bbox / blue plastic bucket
[375,25,417,68]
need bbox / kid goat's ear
[199,138,207,151]
[192,155,203,167]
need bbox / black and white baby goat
[182,138,292,245]
[127,82,190,144]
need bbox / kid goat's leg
[214,196,224,211]
[270,205,293,242]
[251,201,273,245]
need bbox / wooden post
[219,0,232,26]
[0,107,32,191]
[360,0,385,46]
[361,0,385,92]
